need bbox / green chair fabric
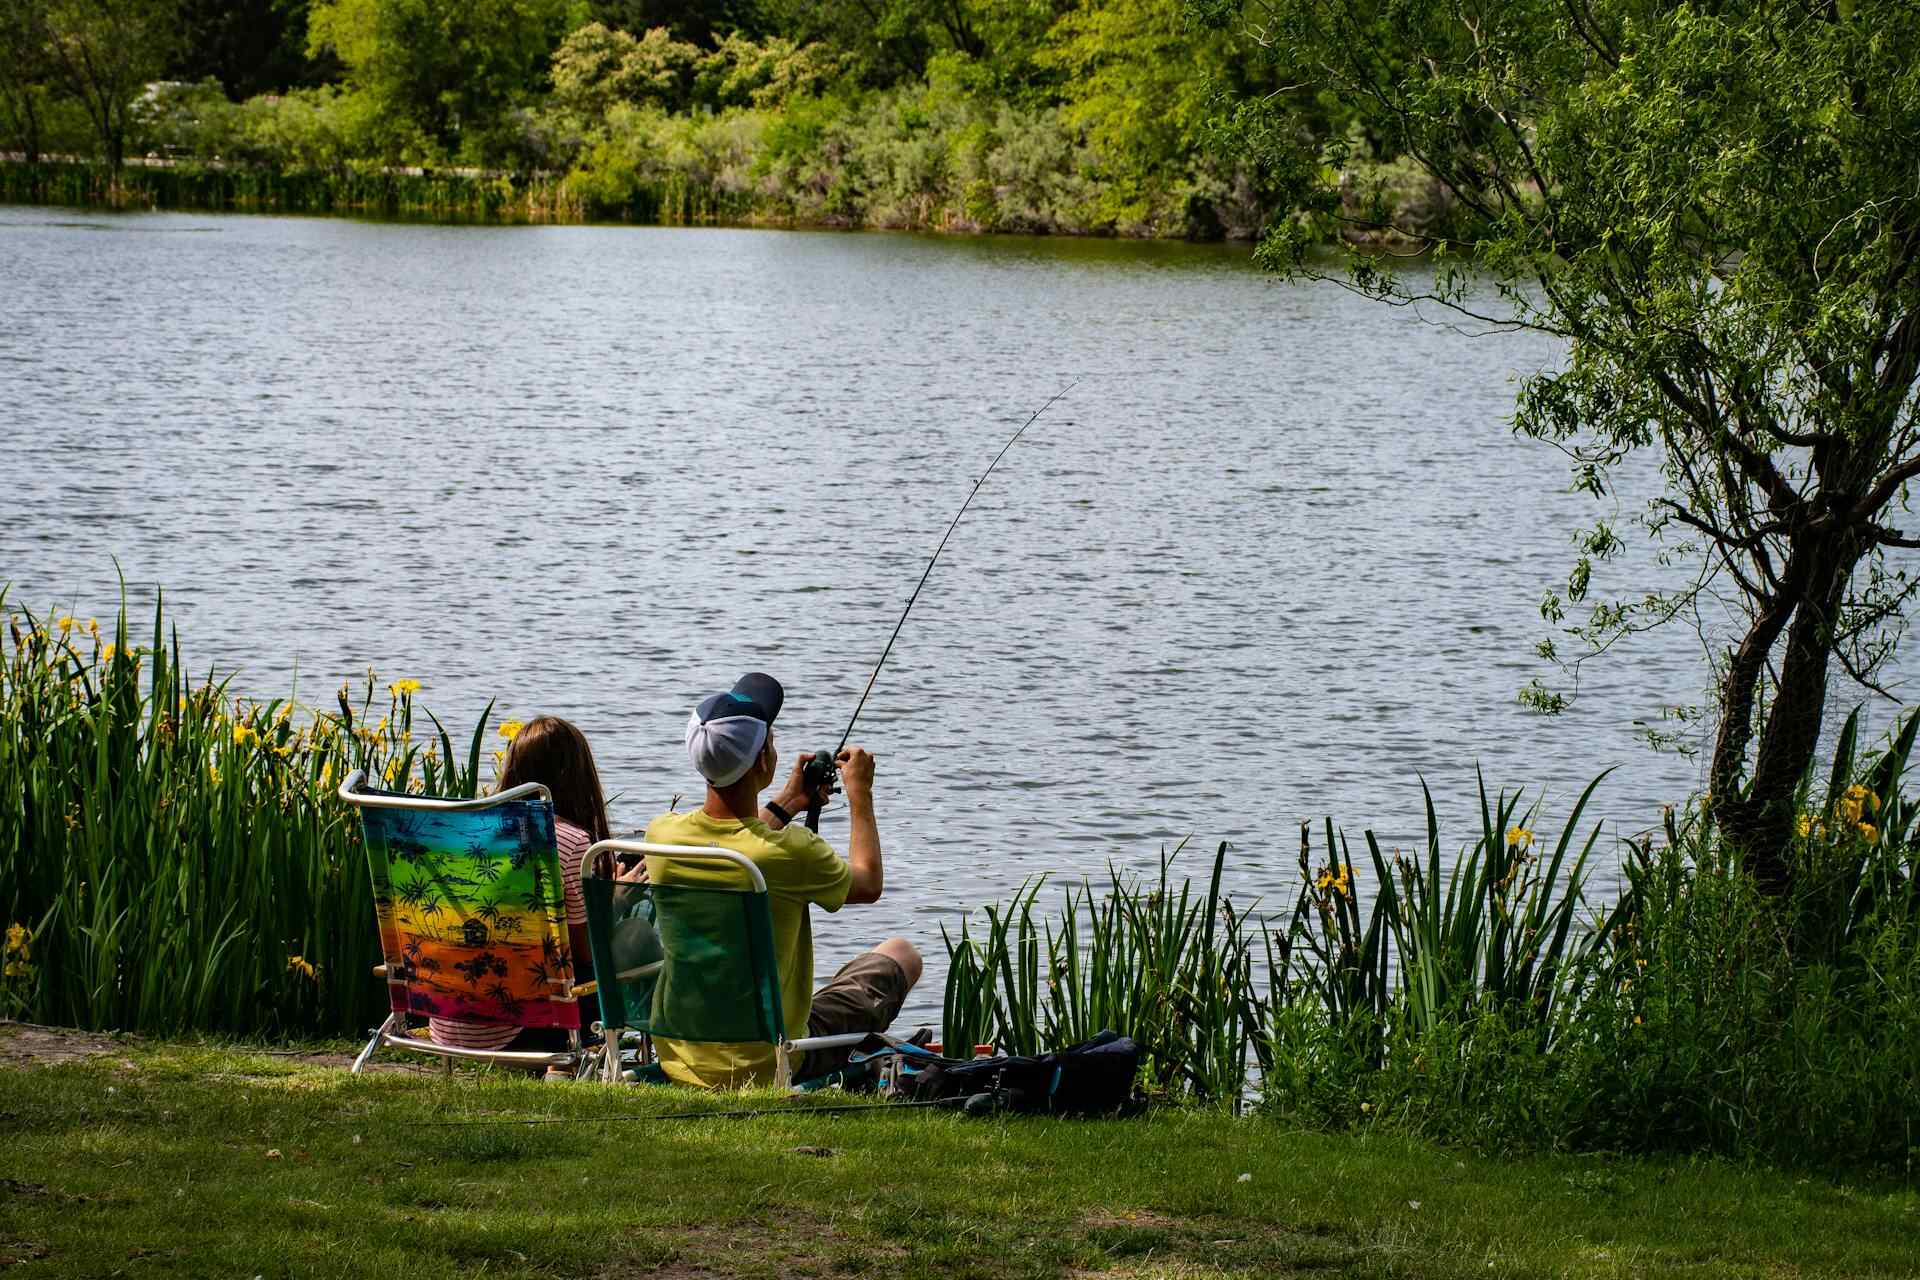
[580,861,785,1046]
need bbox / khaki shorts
[794,950,913,1078]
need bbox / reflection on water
[2,207,1906,1022]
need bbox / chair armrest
[614,960,664,983]
[570,981,598,998]
[372,964,389,977]
[786,1032,872,1053]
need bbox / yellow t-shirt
[642,807,852,1088]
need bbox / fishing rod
[799,381,1078,829]
[419,1096,969,1126]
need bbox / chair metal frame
[339,769,598,1077]
[584,838,868,1088]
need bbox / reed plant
[941,841,1269,1105]
[0,589,492,1038]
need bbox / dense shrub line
[947,722,1920,1172]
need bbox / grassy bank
[3,1031,1918,1280]
[7,589,1920,1175]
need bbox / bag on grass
[907,1029,1143,1116]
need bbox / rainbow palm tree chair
[579,840,869,1088]
[340,771,598,1076]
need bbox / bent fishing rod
[800,381,1078,829]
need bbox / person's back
[643,807,848,1086]
[647,672,921,1089]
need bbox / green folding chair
[579,840,870,1088]
[339,770,597,1076]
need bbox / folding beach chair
[338,770,597,1076]
[579,840,870,1088]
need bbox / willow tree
[1214,0,1920,892]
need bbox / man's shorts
[794,950,914,1078]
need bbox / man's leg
[793,937,922,1079]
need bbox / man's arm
[838,746,883,904]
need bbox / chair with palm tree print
[339,770,597,1076]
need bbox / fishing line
[832,381,1077,756]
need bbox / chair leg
[351,1014,398,1075]
[774,1042,793,1091]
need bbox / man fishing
[643,672,922,1089]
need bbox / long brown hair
[496,716,611,842]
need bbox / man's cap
[685,672,785,786]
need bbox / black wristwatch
[765,799,793,827]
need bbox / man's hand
[837,746,875,805]
[771,755,834,825]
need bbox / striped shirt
[428,818,592,1051]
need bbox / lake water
[3,206,1907,1022]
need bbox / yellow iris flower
[498,720,524,741]
[1506,826,1534,850]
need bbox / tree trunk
[1710,533,1859,896]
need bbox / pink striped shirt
[428,818,591,1051]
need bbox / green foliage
[0,589,496,1038]
[306,0,574,160]
[551,22,848,120]
[1039,0,1228,225]
[3,0,1321,235]
[17,0,182,169]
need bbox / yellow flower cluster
[1315,864,1353,898]
[286,955,317,981]
[3,923,31,979]
[498,719,525,742]
[232,723,260,747]
[1506,826,1534,850]
[1800,786,1885,845]
[388,678,422,698]
[1840,784,1882,824]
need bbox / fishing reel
[801,749,838,830]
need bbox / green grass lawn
[1,1029,1916,1279]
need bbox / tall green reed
[942,841,1269,1106]
[0,589,493,1037]
[942,779,1611,1108]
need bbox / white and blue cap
[685,672,785,786]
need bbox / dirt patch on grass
[0,1022,123,1069]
